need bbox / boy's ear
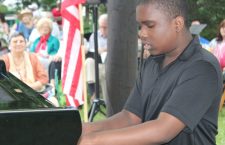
[174,16,185,32]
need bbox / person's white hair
[98,14,108,25]
[36,17,53,32]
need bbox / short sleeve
[161,61,222,131]
[124,71,143,119]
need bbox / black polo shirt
[124,37,223,145]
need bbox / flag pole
[79,4,88,122]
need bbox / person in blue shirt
[17,9,34,40]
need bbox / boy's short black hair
[137,0,190,28]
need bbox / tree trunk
[106,0,138,116]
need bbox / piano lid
[0,60,55,110]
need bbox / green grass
[79,100,106,122]
[217,107,225,145]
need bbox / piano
[0,60,82,145]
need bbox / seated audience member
[210,19,225,72]
[0,32,48,92]
[0,13,9,41]
[29,11,61,44]
[1,32,59,106]
[16,9,34,41]
[0,13,9,55]
[30,17,61,90]
[86,13,108,101]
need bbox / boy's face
[136,4,179,56]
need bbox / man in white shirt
[85,13,108,102]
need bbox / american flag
[61,0,86,107]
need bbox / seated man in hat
[11,9,34,41]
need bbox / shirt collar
[178,36,201,61]
[151,54,165,64]
[98,31,107,39]
[151,36,201,63]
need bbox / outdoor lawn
[217,107,225,145]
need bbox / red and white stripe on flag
[61,0,86,107]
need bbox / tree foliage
[19,0,56,11]
[39,0,57,10]
[0,4,8,13]
[188,0,225,40]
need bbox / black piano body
[0,61,82,145]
